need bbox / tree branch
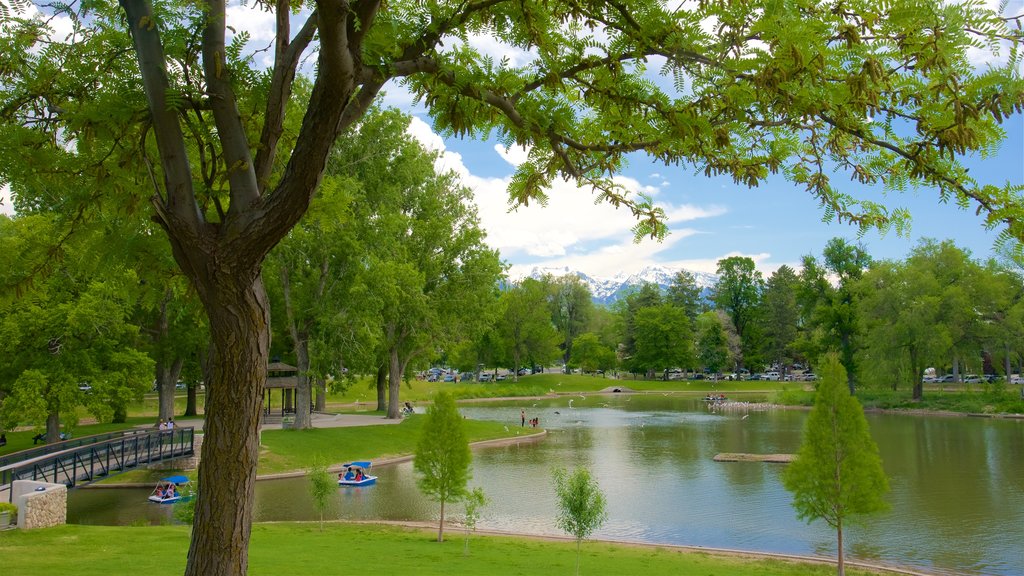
[200,0,260,219]
[119,0,202,231]
[253,9,320,194]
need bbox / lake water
[68,394,1024,576]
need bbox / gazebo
[263,362,299,417]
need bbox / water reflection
[67,395,1024,576]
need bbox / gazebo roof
[268,362,298,373]
[266,362,298,389]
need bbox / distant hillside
[515,264,718,305]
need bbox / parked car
[762,371,780,381]
[442,374,455,382]
[963,374,984,384]
[459,372,475,382]
[937,374,956,383]
[479,373,492,382]
[802,373,817,381]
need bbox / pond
[68,394,1024,576]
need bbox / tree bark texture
[387,348,402,419]
[46,410,60,443]
[375,364,387,412]
[185,381,198,417]
[315,378,326,412]
[184,274,270,576]
[157,357,184,420]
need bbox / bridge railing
[1,427,195,501]
[0,428,156,468]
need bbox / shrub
[0,502,17,515]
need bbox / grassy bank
[775,385,1024,414]
[256,415,517,475]
[97,414,519,483]
[0,523,889,576]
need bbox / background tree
[570,332,617,375]
[553,466,608,576]
[307,458,335,532]
[782,354,889,576]
[696,311,731,377]
[500,278,561,379]
[414,391,471,543]
[761,265,800,376]
[615,283,664,375]
[461,487,488,556]
[798,239,872,393]
[712,257,763,369]
[857,242,957,398]
[666,270,706,322]
[548,275,594,370]
[0,216,153,438]
[630,305,693,379]
[2,0,1020,572]
[266,172,357,429]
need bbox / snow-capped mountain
[514,264,717,305]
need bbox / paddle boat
[337,461,377,486]
[148,475,193,504]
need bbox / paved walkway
[143,411,406,432]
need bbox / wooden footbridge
[1,427,195,502]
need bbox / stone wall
[12,480,66,530]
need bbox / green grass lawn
[257,415,516,475]
[775,385,1024,414]
[95,414,518,483]
[0,523,890,576]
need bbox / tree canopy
[1,0,1021,573]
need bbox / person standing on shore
[521,409,526,427]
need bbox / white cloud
[404,122,734,271]
[0,183,14,216]
[226,5,278,46]
[465,33,536,67]
[507,229,702,278]
[495,144,530,167]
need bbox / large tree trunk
[1004,344,1012,380]
[315,377,326,412]
[46,410,60,443]
[387,348,402,419]
[293,337,312,428]
[910,347,923,401]
[157,357,184,421]
[281,264,312,429]
[185,381,199,417]
[375,364,387,412]
[184,275,270,576]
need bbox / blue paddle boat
[337,461,377,486]
[148,475,193,504]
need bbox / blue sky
[3,0,1021,279]
[406,109,1023,279]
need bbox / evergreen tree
[782,354,889,576]
[414,391,472,542]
